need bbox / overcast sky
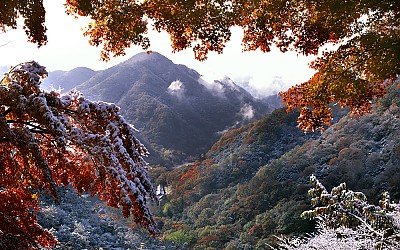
[0,0,316,95]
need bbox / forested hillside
[40,52,278,166]
[38,187,183,250]
[150,83,400,249]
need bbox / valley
[41,52,280,167]
[2,53,398,249]
[1,1,398,249]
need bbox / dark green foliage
[302,176,398,233]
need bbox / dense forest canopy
[149,82,400,249]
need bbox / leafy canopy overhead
[1,0,399,131]
[0,62,156,249]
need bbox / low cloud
[168,80,184,91]
[198,76,225,96]
[168,80,185,98]
[239,103,255,120]
[235,75,291,98]
[217,104,255,135]
[198,75,240,98]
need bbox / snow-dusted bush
[277,217,399,250]
[277,175,400,249]
[38,187,184,249]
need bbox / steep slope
[151,84,400,249]
[46,52,273,165]
[218,84,400,248]
[148,107,317,248]
[152,104,348,201]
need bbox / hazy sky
[0,0,316,95]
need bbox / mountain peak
[123,51,173,66]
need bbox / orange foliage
[0,62,157,248]
[197,235,221,245]
[249,224,263,236]
[0,0,47,46]
[201,158,214,167]
[0,187,58,249]
[179,164,200,183]
[172,223,184,229]
[2,1,398,131]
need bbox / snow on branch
[277,175,400,249]
[0,61,157,249]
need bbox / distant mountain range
[44,67,96,92]
[40,52,281,166]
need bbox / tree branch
[2,108,12,117]
[336,205,384,238]
[6,119,51,134]
[0,136,9,142]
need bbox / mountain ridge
[41,52,279,165]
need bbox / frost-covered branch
[277,216,399,250]
[288,175,400,249]
[6,119,51,134]
[0,61,157,249]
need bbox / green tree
[299,175,400,249]
[165,229,196,244]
